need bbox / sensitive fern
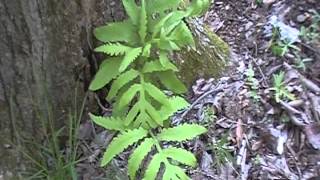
[89,0,210,179]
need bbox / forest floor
[74,0,320,179]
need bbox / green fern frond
[101,128,147,166]
[139,0,147,43]
[89,57,122,91]
[122,0,140,25]
[170,22,195,48]
[128,138,155,179]
[118,84,141,109]
[89,113,125,131]
[144,82,171,107]
[124,102,140,126]
[164,11,187,35]
[94,20,138,43]
[146,0,182,14]
[157,71,187,94]
[142,60,178,73]
[159,96,189,121]
[143,153,164,180]
[163,164,190,180]
[142,43,152,57]
[107,69,139,101]
[144,101,163,126]
[94,43,131,56]
[163,147,197,167]
[133,110,157,129]
[157,124,207,142]
[119,47,143,72]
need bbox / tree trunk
[0,0,124,177]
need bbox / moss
[174,20,230,87]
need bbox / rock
[174,19,230,87]
[245,21,254,31]
[263,0,276,5]
[296,14,308,23]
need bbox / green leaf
[157,124,207,142]
[89,57,122,91]
[118,84,141,109]
[157,71,187,94]
[107,69,139,101]
[119,47,142,72]
[144,82,170,107]
[122,0,140,25]
[164,11,187,34]
[94,43,131,56]
[146,0,182,14]
[142,60,178,73]
[145,101,163,126]
[101,128,147,166]
[159,96,189,121]
[170,22,195,48]
[89,113,125,131]
[142,43,152,57]
[128,138,155,180]
[163,164,190,180]
[163,147,197,167]
[94,20,138,43]
[124,102,140,126]
[139,0,147,43]
[143,153,164,180]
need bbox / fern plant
[89,0,210,179]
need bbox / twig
[180,87,224,120]
[298,42,320,56]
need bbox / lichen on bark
[175,18,230,87]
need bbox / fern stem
[149,130,162,153]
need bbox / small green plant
[211,135,233,166]
[293,51,313,71]
[255,0,262,6]
[18,90,86,180]
[245,64,260,100]
[271,40,300,57]
[89,0,210,179]
[300,10,320,43]
[270,71,295,103]
[202,106,216,126]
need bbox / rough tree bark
[0,0,124,177]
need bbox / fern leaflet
[101,128,147,166]
[128,138,155,179]
[122,0,140,25]
[162,147,197,167]
[89,57,122,91]
[143,153,163,180]
[119,47,142,72]
[89,113,125,131]
[94,20,138,43]
[94,43,131,56]
[118,84,141,109]
[139,0,147,43]
[107,69,139,101]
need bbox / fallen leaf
[304,123,320,149]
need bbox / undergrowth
[89,0,210,179]
[16,87,87,180]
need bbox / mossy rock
[174,19,230,87]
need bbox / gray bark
[0,0,124,177]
